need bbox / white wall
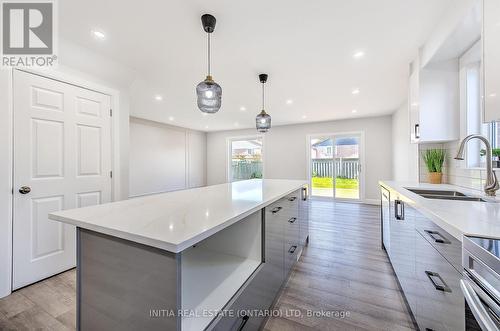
[392,101,419,182]
[0,70,13,299]
[129,117,206,197]
[207,115,393,202]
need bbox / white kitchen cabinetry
[483,0,500,122]
[409,58,460,144]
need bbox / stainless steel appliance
[461,236,500,331]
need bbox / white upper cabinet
[409,0,481,143]
[409,57,460,144]
[483,0,500,122]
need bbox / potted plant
[480,148,500,168]
[422,149,446,184]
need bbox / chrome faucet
[454,134,499,197]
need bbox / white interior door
[12,70,112,289]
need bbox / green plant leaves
[422,149,446,173]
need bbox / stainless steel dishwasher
[461,236,500,331]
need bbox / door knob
[19,186,31,194]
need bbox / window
[228,137,263,182]
[461,43,499,168]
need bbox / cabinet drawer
[414,211,461,273]
[212,267,270,331]
[285,215,299,243]
[415,231,465,331]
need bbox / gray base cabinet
[380,185,465,331]
[213,188,308,331]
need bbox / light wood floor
[0,200,415,331]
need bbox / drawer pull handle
[424,230,451,244]
[301,187,307,201]
[425,271,451,293]
[394,200,404,220]
[288,245,297,254]
[236,315,249,331]
[288,217,297,224]
[271,207,282,214]
[288,196,297,202]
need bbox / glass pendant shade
[256,73,271,132]
[256,110,271,132]
[196,76,222,113]
[197,14,221,113]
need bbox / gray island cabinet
[49,179,309,331]
[380,183,464,331]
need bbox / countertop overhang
[379,181,500,241]
[49,179,307,253]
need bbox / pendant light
[256,74,271,132]
[196,14,222,114]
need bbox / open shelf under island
[49,179,310,331]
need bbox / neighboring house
[312,138,359,159]
[232,139,262,161]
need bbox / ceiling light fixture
[286,99,293,105]
[301,115,307,119]
[154,95,163,101]
[353,51,365,59]
[168,116,174,121]
[256,74,272,133]
[240,106,246,111]
[91,30,106,40]
[352,109,358,113]
[196,14,222,114]
[352,88,360,95]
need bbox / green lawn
[312,177,359,189]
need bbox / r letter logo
[1,1,57,67]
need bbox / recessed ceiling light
[154,95,163,101]
[234,122,239,127]
[205,125,209,129]
[91,29,106,40]
[352,109,358,113]
[352,88,360,95]
[353,51,365,59]
[286,99,293,105]
[489,93,497,98]
[168,116,174,121]
[202,112,208,116]
[301,115,307,119]
[240,106,246,111]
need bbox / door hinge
[110,171,113,178]
[109,109,113,117]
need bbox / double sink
[406,188,489,202]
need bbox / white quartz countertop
[49,179,306,253]
[379,181,500,241]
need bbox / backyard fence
[232,160,263,180]
[312,158,359,179]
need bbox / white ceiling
[59,0,453,132]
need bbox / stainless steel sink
[407,189,466,197]
[405,188,491,202]
[419,195,487,202]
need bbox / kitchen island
[49,179,309,331]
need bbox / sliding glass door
[228,137,263,182]
[310,133,362,200]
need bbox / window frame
[459,41,499,169]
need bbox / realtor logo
[1,0,57,67]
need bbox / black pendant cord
[207,33,211,76]
[262,82,265,111]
